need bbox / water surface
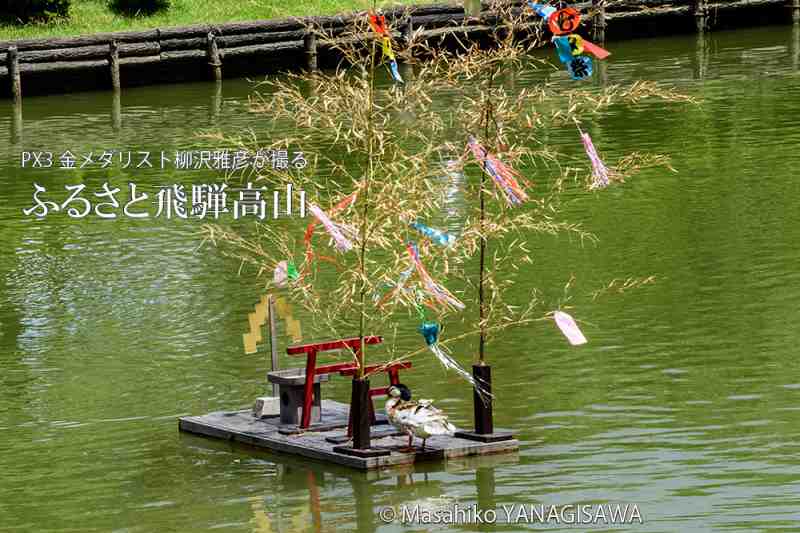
[1,25,800,532]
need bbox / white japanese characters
[20,149,308,171]
[23,182,306,220]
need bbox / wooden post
[206,31,222,82]
[399,20,416,82]
[304,26,318,72]
[108,40,121,91]
[7,46,21,103]
[592,0,606,43]
[695,0,708,33]
[268,295,279,397]
[402,17,413,47]
[793,0,800,24]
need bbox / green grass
[0,0,422,41]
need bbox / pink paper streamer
[308,203,356,252]
[274,260,288,288]
[407,243,465,311]
[580,132,610,189]
[467,136,529,206]
[554,311,588,345]
[582,39,611,60]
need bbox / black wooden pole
[351,377,370,449]
[455,364,513,442]
[333,377,390,457]
[473,363,493,434]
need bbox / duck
[385,384,456,451]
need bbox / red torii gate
[286,335,412,429]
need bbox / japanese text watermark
[23,182,305,220]
[20,149,307,171]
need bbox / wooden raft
[178,400,519,470]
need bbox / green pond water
[2,25,800,532]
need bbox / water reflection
[202,433,521,532]
[111,91,121,134]
[210,81,223,126]
[693,33,710,80]
[10,101,22,146]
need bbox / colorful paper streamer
[467,136,529,206]
[307,202,357,252]
[579,129,610,189]
[410,221,456,247]
[406,242,465,311]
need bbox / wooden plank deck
[179,400,519,470]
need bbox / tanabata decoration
[553,35,593,80]
[406,241,465,311]
[578,126,610,189]
[581,39,611,60]
[274,260,300,288]
[467,136,529,206]
[528,1,556,18]
[553,35,575,63]
[374,263,416,307]
[548,7,581,35]
[307,202,358,252]
[410,221,457,247]
[567,34,584,56]
[382,37,404,84]
[527,2,610,80]
[565,53,593,80]
[368,13,389,35]
[304,189,359,267]
[417,319,492,402]
[554,310,588,345]
[274,261,288,288]
[370,12,403,84]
